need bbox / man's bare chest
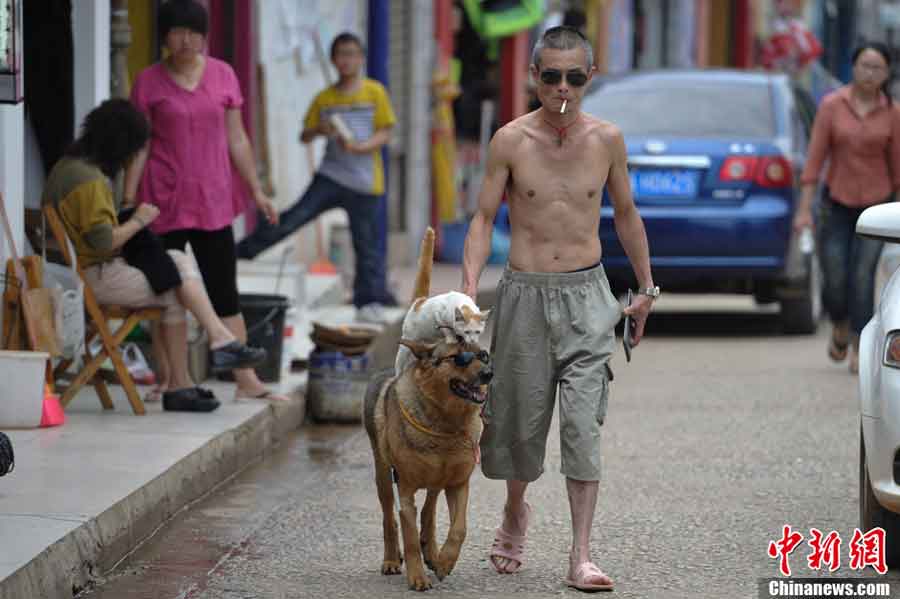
[508,147,611,207]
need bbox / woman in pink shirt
[794,42,899,374]
[124,0,285,401]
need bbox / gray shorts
[480,263,621,482]
[84,251,201,324]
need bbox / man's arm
[300,121,333,144]
[605,125,655,343]
[340,126,393,154]
[299,94,331,144]
[462,129,512,298]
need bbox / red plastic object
[40,386,65,428]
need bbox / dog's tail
[411,226,435,302]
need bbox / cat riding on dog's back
[395,228,491,373]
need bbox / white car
[878,244,900,303]
[858,202,900,567]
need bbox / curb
[0,393,306,599]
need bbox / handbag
[41,211,85,360]
[0,193,60,356]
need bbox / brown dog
[363,339,491,590]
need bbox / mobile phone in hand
[623,289,635,362]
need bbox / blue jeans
[236,174,389,308]
[815,193,884,335]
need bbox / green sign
[461,0,545,40]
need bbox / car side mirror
[856,203,900,243]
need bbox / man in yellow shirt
[237,32,397,320]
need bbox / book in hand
[328,114,355,142]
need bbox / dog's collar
[397,397,459,438]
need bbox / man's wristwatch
[637,285,661,298]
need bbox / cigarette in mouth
[560,100,567,114]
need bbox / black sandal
[828,333,849,362]
[162,387,220,412]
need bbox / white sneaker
[356,303,389,325]
[122,343,157,385]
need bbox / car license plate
[629,169,699,197]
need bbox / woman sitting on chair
[41,99,266,412]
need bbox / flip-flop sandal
[490,528,526,573]
[565,562,614,592]
[489,502,531,574]
[828,336,849,362]
[235,389,291,401]
[143,386,165,402]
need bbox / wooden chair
[42,204,163,415]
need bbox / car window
[582,83,775,138]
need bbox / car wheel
[860,424,900,569]
[780,255,822,335]
[754,282,778,305]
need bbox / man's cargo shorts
[480,263,621,482]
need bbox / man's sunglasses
[539,69,589,87]
[435,350,490,368]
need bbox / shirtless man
[462,26,656,592]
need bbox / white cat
[395,227,491,373]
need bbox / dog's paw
[421,540,439,572]
[407,572,433,591]
[381,560,403,575]
[432,559,454,581]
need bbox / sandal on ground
[149,385,210,403]
[209,341,267,374]
[162,387,220,412]
[565,562,614,592]
[235,388,290,401]
[489,503,531,574]
[143,386,166,402]
[828,329,849,362]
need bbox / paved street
[79,299,892,599]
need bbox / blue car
[582,70,821,333]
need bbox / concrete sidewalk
[0,260,502,599]
[0,377,306,599]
